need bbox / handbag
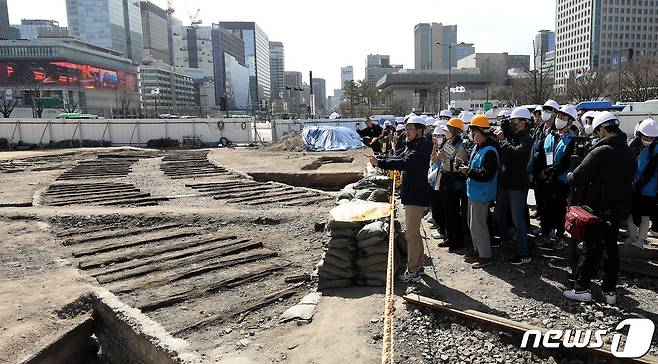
[564,205,600,241]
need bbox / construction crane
[189,8,202,28]
[166,0,175,17]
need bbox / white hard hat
[396,124,405,131]
[404,113,414,122]
[534,105,543,113]
[557,105,578,122]
[439,110,452,119]
[510,107,533,120]
[592,111,619,131]
[498,109,512,118]
[543,99,560,111]
[461,112,475,124]
[432,125,446,135]
[384,120,392,128]
[638,118,658,138]
[406,115,426,126]
[395,117,404,124]
[581,110,595,124]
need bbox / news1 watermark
[520,318,656,358]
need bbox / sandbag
[317,260,356,279]
[354,189,374,200]
[327,219,364,231]
[359,271,387,281]
[357,235,387,249]
[326,246,355,262]
[359,243,389,256]
[354,277,386,287]
[363,175,392,189]
[358,263,388,273]
[356,253,388,267]
[336,187,356,202]
[367,189,389,202]
[328,228,360,239]
[318,278,354,289]
[356,220,388,241]
[324,252,354,269]
[325,237,355,249]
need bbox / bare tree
[0,88,21,118]
[516,40,555,104]
[566,69,612,103]
[492,84,529,107]
[616,58,658,102]
[119,91,132,118]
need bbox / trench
[248,171,362,192]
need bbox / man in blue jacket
[368,115,432,282]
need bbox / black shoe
[490,238,503,248]
[437,241,451,248]
[448,245,465,253]
[509,255,531,265]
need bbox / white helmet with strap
[592,111,619,131]
[637,118,658,138]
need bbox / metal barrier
[0,118,255,147]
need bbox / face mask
[554,118,568,131]
[642,140,653,147]
[434,136,444,144]
[584,124,593,135]
[541,111,553,121]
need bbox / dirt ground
[1,146,657,364]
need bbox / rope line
[381,172,397,364]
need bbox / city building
[534,30,555,70]
[140,61,196,116]
[0,0,9,40]
[66,0,144,63]
[451,43,475,67]
[414,22,459,70]
[8,26,19,40]
[12,20,65,39]
[218,22,271,112]
[269,41,285,99]
[37,27,70,38]
[211,24,249,111]
[541,50,556,76]
[365,54,402,84]
[140,1,170,65]
[312,77,326,114]
[340,65,353,88]
[376,68,488,114]
[171,25,216,112]
[0,38,141,117]
[284,71,303,114]
[457,52,530,85]
[555,0,658,89]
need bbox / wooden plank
[136,263,289,312]
[247,191,319,206]
[185,180,248,188]
[72,229,200,257]
[110,249,277,294]
[64,223,182,246]
[44,187,140,199]
[98,196,169,206]
[284,195,332,206]
[90,235,242,278]
[78,234,245,270]
[212,186,291,200]
[94,237,248,282]
[404,294,658,364]
[193,183,265,193]
[48,193,151,206]
[56,225,117,238]
[227,189,304,204]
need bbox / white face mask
[584,124,593,135]
[555,118,569,131]
[542,111,553,122]
[642,140,653,147]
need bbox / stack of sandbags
[317,219,364,289]
[354,219,390,286]
[336,175,392,204]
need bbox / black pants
[438,180,464,248]
[543,181,570,237]
[430,188,446,234]
[533,178,545,219]
[573,218,620,292]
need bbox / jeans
[495,188,529,257]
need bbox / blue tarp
[576,100,626,111]
[302,126,366,151]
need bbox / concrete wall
[0,118,255,146]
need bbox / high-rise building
[451,43,475,67]
[365,54,402,84]
[66,0,144,62]
[457,52,530,85]
[340,66,354,88]
[140,1,170,65]
[414,22,458,70]
[140,62,196,116]
[212,24,249,111]
[534,30,555,70]
[555,0,658,89]
[171,25,216,110]
[285,71,303,114]
[0,0,9,40]
[269,41,285,100]
[12,20,64,39]
[218,22,271,111]
[312,78,327,113]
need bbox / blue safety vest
[466,145,499,203]
[544,131,574,183]
[636,144,658,197]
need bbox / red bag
[564,206,601,241]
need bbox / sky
[7,0,555,96]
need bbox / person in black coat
[368,115,432,283]
[563,112,636,305]
[356,117,383,153]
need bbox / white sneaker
[399,268,423,283]
[649,230,658,238]
[431,231,446,239]
[603,291,617,305]
[563,289,593,303]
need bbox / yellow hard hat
[470,114,490,129]
[447,118,465,131]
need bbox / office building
[312,77,326,113]
[340,65,353,88]
[414,22,458,70]
[534,30,555,70]
[285,71,303,114]
[218,22,271,111]
[212,24,249,111]
[66,0,144,62]
[0,0,9,40]
[140,1,170,65]
[457,52,530,85]
[140,61,196,116]
[269,41,285,99]
[0,38,141,117]
[12,20,64,39]
[555,0,658,89]
[365,54,402,84]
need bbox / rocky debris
[260,131,305,152]
[280,292,322,322]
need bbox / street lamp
[434,41,467,109]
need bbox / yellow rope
[381,173,397,364]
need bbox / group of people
[363,102,658,305]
